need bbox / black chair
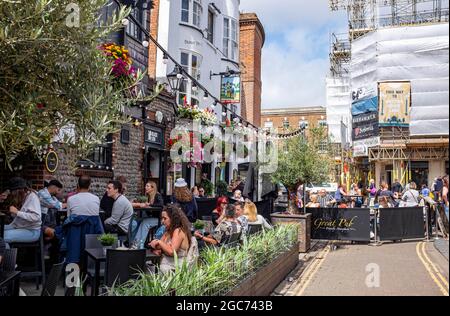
[41,261,65,296]
[247,224,263,236]
[105,249,146,288]
[84,233,118,295]
[1,248,18,272]
[197,198,218,219]
[223,231,242,249]
[9,215,46,289]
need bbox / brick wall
[148,0,160,78]
[240,13,265,127]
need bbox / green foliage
[215,180,228,197]
[270,127,333,192]
[108,224,298,296]
[98,233,117,246]
[136,195,148,203]
[0,0,163,169]
[193,220,205,230]
[201,178,214,197]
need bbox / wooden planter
[227,242,299,296]
[271,213,311,253]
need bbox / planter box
[271,213,311,253]
[227,242,299,296]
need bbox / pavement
[275,239,449,296]
[434,239,449,261]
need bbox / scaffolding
[329,33,351,77]
[330,0,449,41]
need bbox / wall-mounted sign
[45,151,59,173]
[144,126,163,147]
[220,76,240,104]
[352,112,378,127]
[378,81,411,127]
[351,96,378,116]
[353,136,380,157]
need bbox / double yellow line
[292,242,332,296]
[416,242,449,296]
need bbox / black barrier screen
[310,208,371,242]
[378,207,424,241]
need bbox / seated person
[38,179,65,241]
[100,176,127,218]
[317,189,336,208]
[66,175,100,217]
[131,181,164,244]
[132,181,164,208]
[232,190,245,202]
[104,180,133,236]
[234,201,248,234]
[212,196,228,227]
[191,186,200,198]
[195,205,242,246]
[306,195,320,208]
[149,205,197,273]
[198,187,206,198]
[243,201,272,230]
[3,177,42,244]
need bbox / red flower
[36,103,45,110]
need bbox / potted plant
[136,195,148,204]
[216,180,229,197]
[98,234,118,254]
[193,220,205,234]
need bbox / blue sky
[240,0,348,108]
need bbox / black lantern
[166,65,184,95]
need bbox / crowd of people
[299,175,449,216]
[0,173,269,276]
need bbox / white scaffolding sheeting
[326,76,352,143]
[350,23,449,136]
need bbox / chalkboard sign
[45,151,59,173]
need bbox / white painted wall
[156,0,240,113]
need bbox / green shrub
[108,224,298,296]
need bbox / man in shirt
[234,201,248,234]
[66,175,100,217]
[38,179,65,241]
[100,176,127,218]
[104,180,133,236]
[317,189,335,208]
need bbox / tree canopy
[0,0,159,169]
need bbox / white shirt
[67,192,100,217]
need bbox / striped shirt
[317,194,334,208]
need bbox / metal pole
[425,205,430,242]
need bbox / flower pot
[102,245,113,255]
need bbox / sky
[240,0,348,109]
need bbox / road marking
[420,242,449,288]
[293,242,332,296]
[416,242,449,296]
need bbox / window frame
[178,51,202,106]
[207,8,215,44]
[78,134,113,169]
[126,6,149,42]
[223,17,238,61]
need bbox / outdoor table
[0,271,21,296]
[0,211,6,238]
[85,248,160,296]
[133,207,162,226]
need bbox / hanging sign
[45,151,59,173]
[220,76,240,104]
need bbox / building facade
[154,0,241,112]
[261,107,327,135]
[239,13,265,127]
[0,1,177,200]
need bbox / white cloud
[240,0,348,108]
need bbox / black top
[100,192,115,218]
[152,193,164,207]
